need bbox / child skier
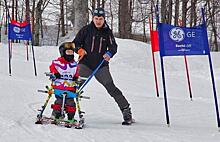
[49,42,79,124]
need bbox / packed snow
[0,39,220,142]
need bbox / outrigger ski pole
[35,86,53,124]
[74,84,87,129]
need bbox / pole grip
[80,96,90,99]
[37,90,48,93]
[45,72,52,76]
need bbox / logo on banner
[13,27,21,33]
[169,27,185,42]
[158,23,209,56]
[13,27,26,33]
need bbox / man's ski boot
[121,106,133,125]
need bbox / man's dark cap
[93,7,105,18]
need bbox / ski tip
[65,125,72,128]
[35,121,42,124]
[75,126,83,129]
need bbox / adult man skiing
[73,7,133,125]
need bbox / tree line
[0,0,219,51]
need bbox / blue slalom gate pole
[160,56,170,126]
[31,41,37,76]
[8,40,12,76]
[156,4,170,126]
[78,59,105,94]
[208,53,220,128]
[201,8,220,129]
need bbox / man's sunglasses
[94,10,104,14]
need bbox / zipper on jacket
[109,36,113,45]
[99,37,103,53]
[91,36,95,52]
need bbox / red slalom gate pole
[149,17,159,97]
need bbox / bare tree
[97,0,101,7]
[69,0,75,27]
[15,0,18,21]
[34,0,50,46]
[139,2,146,41]
[119,0,131,38]
[74,0,88,34]
[56,18,61,46]
[65,0,68,33]
[207,0,219,51]
[160,0,167,23]
[102,0,106,8]
[190,0,197,27]
[60,0,65,37]
[31,0,36,36]
[174,0,180,26]
[182,0,189,26]
[109,0,114,30]
[4,0,8,35]
[167,0,172,24]
[12,0,14,20]
[92,0,96,11]
[34,0,43,45]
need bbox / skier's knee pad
[65,105,76,113]
[51,104,61,110]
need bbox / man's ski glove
[77,48,86,61]
[50,73,61,81]
[103,51,112,61]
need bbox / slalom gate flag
[8,20,32,40]
[158,23,210,56]
[150,30,159,52]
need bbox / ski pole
[75,84,85,128]
[37,86,53,119]
[75,95,84,118]
[78,59,105,94]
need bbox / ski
[35,116,85,129]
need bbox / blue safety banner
[8,20,32,40]
[158,23,210,56]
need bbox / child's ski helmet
[59,42,75,61]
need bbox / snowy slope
[0,39,220,142]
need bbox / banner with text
[158,23,209,56]
[8,20,32,40]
